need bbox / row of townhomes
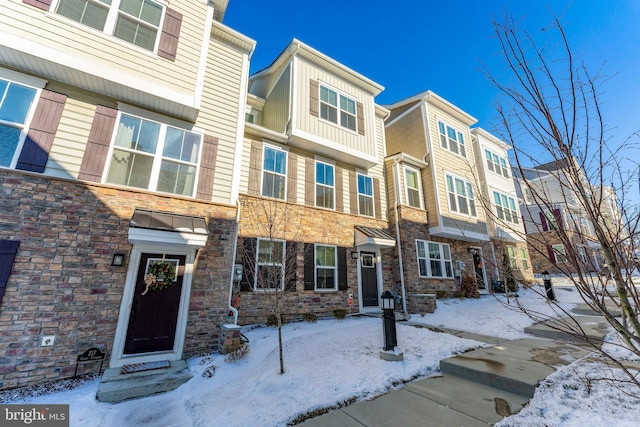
[0,0,600,395]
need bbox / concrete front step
[524,315,610,343]
[440,338,590,397]
[96,360,192,403]
[572,302,622,317]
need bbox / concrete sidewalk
[300,312,609,427]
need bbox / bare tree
[485,12,640,386]
[238,196,302,374]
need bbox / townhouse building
[231,40,397,325]
[515,159,605,274]
[471,128,534,284]
[383,91,497,299]
[0,0,255,390]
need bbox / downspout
[228,201,241,324]
[393,158,408,316]
[490,241,499,281]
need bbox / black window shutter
[240,238,256,291]
[285,241,298,291]
[0,240,20,304]
[337,247,347,291]
[539,212,548,232]
[547,245,557,263]
[304,243,314,290]
[553,208,564,229]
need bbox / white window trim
[317,82,358,134]
[315,159,336,210]
[260,144,288,200]
[493,190,519,224]
[437,120,466,158]
[255,238,286,291]
[552,244,567,263]
[403,165,422,209]
[519,248,529,270]
[50,0,168,54]
[485,148,510,178]
[314,243,337,291]
[445,172,477,218]
[0,69,46,170]
[416,239,454,279]
[507,246,518,270]
[102,108,204,197]
[356,172,375,217]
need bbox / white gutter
[228,201,242,324]
[393,158,408,316]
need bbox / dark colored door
[473,252,485,289]
[124,253,185,354]
[361,252,379,307]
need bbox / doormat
[120,360,170,374]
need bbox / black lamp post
[542,270,555,301]
[381,290,397,351]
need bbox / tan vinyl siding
[198,35,245,204]
[423,162,439,227]
[5,0,204,95]
[384,160,396,208]
[385,106,425,159]
[294,58,376,158]
[262,65,290,133]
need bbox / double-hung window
[262,146,287,199]
[544,209,559,230]
[493,191,519,224]
[315,161,335,209]
[519,248,529,270]
[55,0,163,51]
[438,121,466,157]
[256,239,285,290]
[105,111,202,197]
[404,166,421,208]
[315,244,337,290]
[357,173,374,217]
[552,244,567,263]
[446,174,476,216]
[507,246,518,270]
[485,149,510,177]
[416,240,453,278]
[577,245,588,264]
[319,85,356,131]
[0,76,39,168]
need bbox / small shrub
[460,274,480,298]
[266,313,286,327]
[302,312,318,322]
[224,341,250,362]
[333,308,347,320]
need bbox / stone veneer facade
[0,170,237,390]
[233,195,397,325]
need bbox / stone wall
[0,170,237,390]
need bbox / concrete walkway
[300,308,609,427]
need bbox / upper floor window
[493,191,519,224]
[256,238,284,290]
[315,244,337,290]
[105,112,202,197]
[404,166,421,208]
[416,240,453,278]
[55,0,163,51]
[446,174,476,217]
[523,186,532,204]
[319,85,356,131]
[0,78,38,168]
[485,149,510,178]
[357,173,374,217]
[262,146,287,200]
[543,209,559,230]
[315,160,335,209]
[438,121,466,157]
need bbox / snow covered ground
[3,277,640,426]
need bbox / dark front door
[361,252,379,307]
[124,253,185,354]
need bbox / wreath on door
[141,260,177,295]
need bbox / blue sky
[224,0,640,146]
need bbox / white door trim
[357,244,383,313]
[110,243,196,368]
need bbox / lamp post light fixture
[379,290,403,361]
[111,253,125,267]
[541,270,555,301]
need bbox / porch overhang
[354,226,396,247]
[128,209,208,248]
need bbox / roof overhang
[354,226,396,247]
[128,209,208,248]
